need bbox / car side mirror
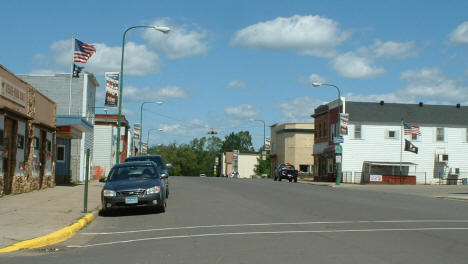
[166,163,172,168]
[161,173,168,179]
[99,177,107,183]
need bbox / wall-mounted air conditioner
[437,154,449,162]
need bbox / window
[33,137,40,149]
[17,135,24,149]
[47,140,52,152]
[317,123,321,138]
[299,165,309,172]
[354,124,362,139]
[436,128,444,142]
[386,130,398,139]
[57,145,65,162]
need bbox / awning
[56,115,93,139]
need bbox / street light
[115,25,170,164]
[139,101,163,155]
[146,128,164,152]
[312,82,342,185]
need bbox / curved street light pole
[115,25,170,164]
[139,101,163,155]
[312,82,342,185]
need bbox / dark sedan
[100,161,166,214]
[273,163,298,182]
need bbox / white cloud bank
[231,15,350,57]
[224,104,259,119]
[450,21,468,44]
[331,52,385,79]
[144,18,210,59]
[124,85,189,102]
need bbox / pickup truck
[273,163,298,182]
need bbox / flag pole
[68,34,75,115]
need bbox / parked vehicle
[273,163,298,182]
[100,161,167,214]
[125,155,171,198]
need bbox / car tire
[158,200,166,213]
[278,177,282,182]
[289,178,292,182]
[294,177,298,183]
[274,176,277,181]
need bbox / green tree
[254,146,271,176]
[221,131,255,153]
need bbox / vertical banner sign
[340,113,349,136]
[265,137,271,150]
[133,123,141,140]
[104,72,119,108]
[142,142,147,154]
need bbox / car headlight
[146,186,161,195]
[103,189,116,197]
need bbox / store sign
[370,175,383,182]
[0,77,27,107]
[265,137,271,150]
[133,123,140,140]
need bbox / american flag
[74,39,96,63]
[404,123,421,135]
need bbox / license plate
[125,196,138,204]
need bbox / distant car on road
[199,174,206,177]
[125,155,171,198]
[100,161,167,214]
[273,163,298,182]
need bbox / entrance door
[3,117,17,195]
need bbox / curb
[0,213,96,253]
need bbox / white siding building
[314,100,468,184]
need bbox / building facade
[313,100,468,184]
[269,123,315,177]
[19,73,98,182]
[1,64,56,196]
[222,151,259,178]
[92,114,130,179]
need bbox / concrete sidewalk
[0,181,103,250]
[299,178,468,200]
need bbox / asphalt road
[2,177,468,263]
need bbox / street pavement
[0,181,103,249]
[2,177,468,263]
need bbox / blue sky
[1,0,467,149]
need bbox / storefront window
[33,137,39,149]
[47,140,52,152]
[17,135,24,149]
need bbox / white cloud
[399,68,467,101]
[297,73,327,85]
[331,52,385,79]
[224,104,259,119]
[342,68,468,104]
[226,79,246,90]
[29,69,56,75]
[450,21,468,44]
[46,39,161,76]
[124,85,189,102]
[143,18,210,59]
[231,15,350,57]
[366,40,416,59]
[159,119,209,136]
[278,96,323,122]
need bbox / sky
[1,0,467,149]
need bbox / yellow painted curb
[0,213,95,253]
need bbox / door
[3,117,17,195]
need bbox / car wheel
[274,176,277,181]
[289,178,292,182]
[278,177,282,182]
[159,200,166,213]
[294,177,298,183]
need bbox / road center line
[69,227,468,248]
[81,219,468,235]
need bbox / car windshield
[126,156,166,170]
[108,165,158,181]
